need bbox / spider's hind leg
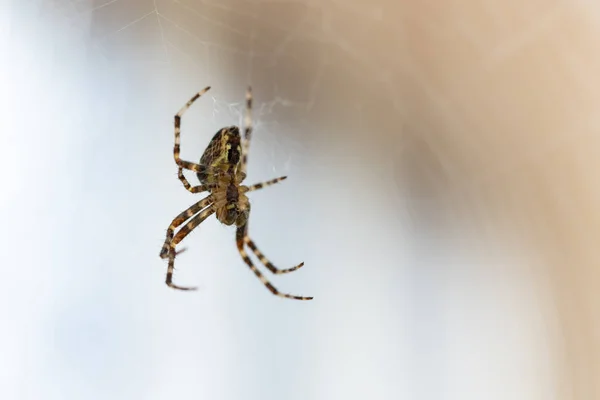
[245,237,305,274]
[235,225,312,300]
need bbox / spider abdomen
[197,126,242,185]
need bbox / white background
[1,1,599,399]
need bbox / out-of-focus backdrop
[1,1,599,399]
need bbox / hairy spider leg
[173,86,213,191]
[245,176,288,192]
[166,207,216,291]
[240,86,253,177]
[244,235,304,274]
[160,195,213,259]
[177,167,211,194]
[243,176,304,273]
[236,225,312,300]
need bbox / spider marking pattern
[160,86,312,301]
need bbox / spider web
[5,1,599,399]
[38,0,404,173]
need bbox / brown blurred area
[393,3,600,397]
[382,2,600,397]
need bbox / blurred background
[1,0,599,399]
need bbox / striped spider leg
[234,87,312,300]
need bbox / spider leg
[160,195,213,259]
[177,167,211,194]
[166,207,216,291]
[236,225,313,300]
[245,237,304,274]
[173,86,212,189]
[237,220,303,274]
[245,176,287,192]
[240,86,253,176]
[178,164,232,194]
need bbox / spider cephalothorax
[159,86,312,300]
[213,179,250,226]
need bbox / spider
[159,86,313,301]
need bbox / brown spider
[159,86,313,300]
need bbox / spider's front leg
[240,86,253,176]
[235,224,312,300]
[173,86,212,193]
